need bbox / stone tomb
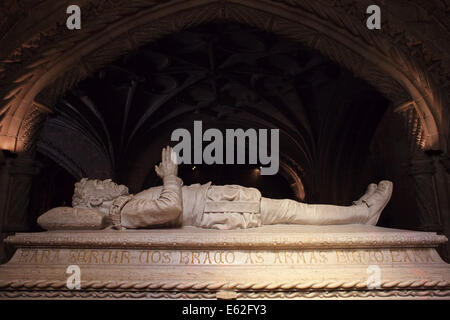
[0,224,449,299]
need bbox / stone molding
[5,227,448,249]
[0,278,448,293]
[1,289,450,300]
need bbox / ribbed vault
[0,0,448,155]
[36,23,389,205]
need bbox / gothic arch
[0,0,447,153]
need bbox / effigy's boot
[260,181,393,226]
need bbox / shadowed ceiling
[36,23,389,206]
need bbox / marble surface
[1,225,449,299]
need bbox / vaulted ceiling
[0,0,448,156]
[36,23,389,204]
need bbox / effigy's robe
[132,182,263,229]
[112,179,370,230]
[37,175,375,232]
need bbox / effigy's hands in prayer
[155,146,178,179]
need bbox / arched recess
[279,160,305,201]
[0,0,445,154]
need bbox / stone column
[435,153,450,261]
[408,151,450,261]
[0,151,8,264]
[0,153,40,263]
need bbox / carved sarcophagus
[0,224,449,299]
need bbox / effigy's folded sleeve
[112,175,183,229]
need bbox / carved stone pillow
[37,207,111,230]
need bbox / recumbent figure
[38,147,393,230]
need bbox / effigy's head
[72,178,129,213]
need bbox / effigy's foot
[353,183,377,206]
[363,180,393,225]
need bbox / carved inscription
[12,248,438,266]
[334,249,435,264]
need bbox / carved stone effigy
[0,224,449,300]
